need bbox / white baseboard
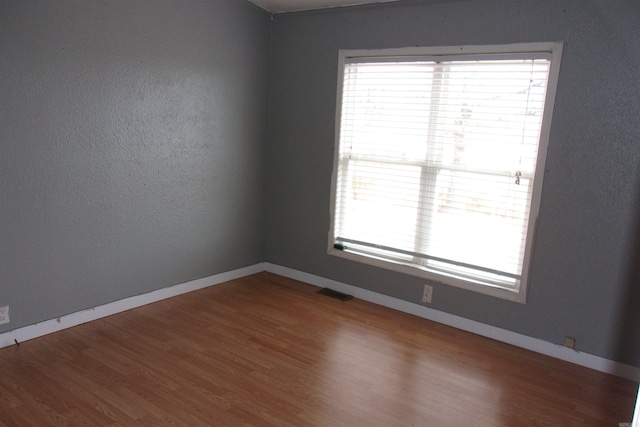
[2,261,638,382]
[265,263,640,382]
[0,263,265,350]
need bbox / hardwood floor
[0,272,637,426]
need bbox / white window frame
[328,42,563,303]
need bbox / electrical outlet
[564,336,575,349]
[0,306,9,325]
[422,285,433,303]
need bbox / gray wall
[0,0,270,331]
[266,0,640,366]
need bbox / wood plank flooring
[0,272,637,426]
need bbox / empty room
[1,0,639,425]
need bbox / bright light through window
[329,44,563,302]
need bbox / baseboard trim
[0,263,265,350]
[265,263,640,382]
[2,261,637,381]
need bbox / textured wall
[266,0,640,365]
[0,0,270,331]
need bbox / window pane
[335,160,421,253]
[433,60,549,173]
[425,169,530,276]
[341,62,434,161]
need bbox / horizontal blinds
[334,56,551,287]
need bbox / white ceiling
[247,0,401,13]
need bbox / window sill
[328,246,527,303]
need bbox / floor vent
[317,288,353,301]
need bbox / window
[328,43,562,302]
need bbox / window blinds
[333,54,551,290]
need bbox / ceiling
[247,0,401,13]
